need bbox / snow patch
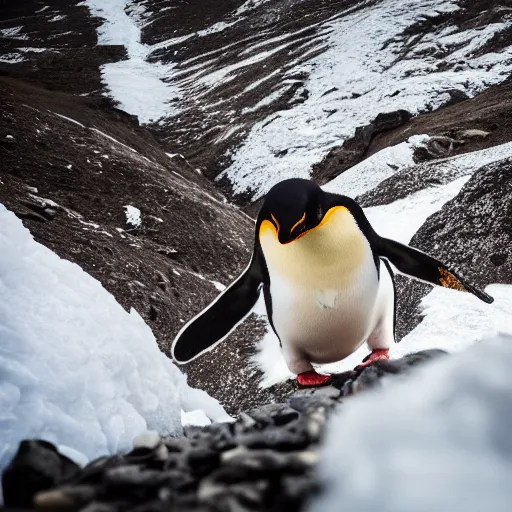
[124,205,142,227]
[181,409,212,428]
[364,174,471,244]
[0,204,229,478]
[0,54,24,64]
[324,135,430,198]
[235,0,273,16]
[49,15,66,22]
[85,0,180,124]
[0,27,26,39]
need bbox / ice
[124,205,142,227]
[181,409,212,428]
[312,328,512,512]
[0,204,230,480]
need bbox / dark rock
[246,404,300,427]
[104,465,169,488]
[288,386,341,414]
[79,502,118,512]
[162,437,192,453]
[273,475,321,512]
[341,350,448,395]
[2,440,80,508]
[413,135,463,162]
[311,109,412,184]
[161,470,197,493]
[34,485,97,511]
[237,423,310,451]
[395,159,512,339]
[186,448,221,477]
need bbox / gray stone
[2,440,80,508]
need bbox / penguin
[172,178,494,387]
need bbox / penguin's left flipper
[376,236,494,304]
[171,253,265,364]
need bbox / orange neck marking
[260,206,349,244]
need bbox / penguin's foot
[297,371,332,388]
[354,348,390,370]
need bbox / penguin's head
[260,178,325,244]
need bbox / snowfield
[0,204,230,476]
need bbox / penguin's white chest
[259,207,380,363]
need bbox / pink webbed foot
[297,370,332,388]
[354,348,390,371]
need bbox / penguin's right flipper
[375,236,494,304]
[171,251,264,364]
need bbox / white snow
[85,0,180,124]
[124,205,142,227]
[324,135,430,198]
[181,409,212,428]
[211,281,226,292]
[19,47,48,54]
[0,27,25,38]
[234,0,273,16]
[219,0,512,199]
[0,204,230,479]
[0,54,24,64]
[364,174,471,244]
[312,329,512,512]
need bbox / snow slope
[219,0,512,198]
[312,329,512,512]
[85,0,179,123]
[0,203,230,475]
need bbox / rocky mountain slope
[1,0,512,412]
[2,350,447,511]
[2,0,512,510]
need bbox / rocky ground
[1,8,512,509]
[1,350,446,512]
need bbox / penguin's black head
[260,178,325,244]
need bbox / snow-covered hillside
[72,0,512,201]
[0,204,229,476]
